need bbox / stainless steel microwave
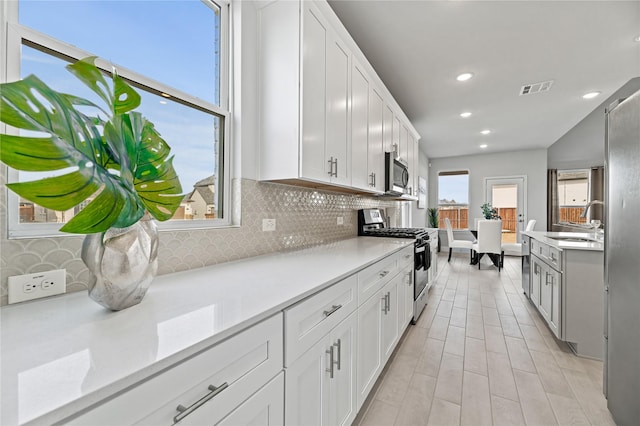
[384,152,410,196]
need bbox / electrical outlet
[262,218,276,232]
[337,216,344,225]
[8,269,66,304]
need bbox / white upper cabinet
[368,87,385,193]
[351,60,370,190]
[258,0,419,195]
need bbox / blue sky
[438,174,469,204]
[18,0,221,193]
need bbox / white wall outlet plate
[337,216,344,225]
[8,269,66,304]
[262,218,276,232]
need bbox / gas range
[357,209,429,242]
[357,208,431,324]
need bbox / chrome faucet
[580,200,604,218]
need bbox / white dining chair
[471,219,504,271]
[502,219,537,257]
[444,217,474,263]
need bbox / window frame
[437,170,470,230]
[2,0,233,238]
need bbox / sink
[548,236,597,243]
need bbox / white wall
[548,77,640,170]
[411,148,429,227]
[428,149,548,231]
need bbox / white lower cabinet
[211,373,283,426]
[356,269,405,408]
[531,251,562,339]
[67,314,284,426]
[285,311,358,426]
[399,266,414,332]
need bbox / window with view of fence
[438,206,468,229]
[560,207,587,223]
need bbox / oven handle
[415,246,426,253]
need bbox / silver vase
[81,216,159,311]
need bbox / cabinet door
[548,267,562,338]
[539,264,552,322]
[392,115,400,154]
[381,274,400,362]
[325,29,350,186]
[329,312,358,426]
[351,60,370,190]
[216,373,284,426]
[402,268,414,330]
[368,87,385,193]
[383,105,394,154]
[285,335,330,426]
[356,289,383,408]
[301,3,328,182]
[531,255,543,307]
[399,123,409,164]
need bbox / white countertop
[523,231,604,252]
[0,237,412,426]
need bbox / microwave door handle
[402,168,409,187]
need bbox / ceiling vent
[519,80,554,96]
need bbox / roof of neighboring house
[182,175,215,205]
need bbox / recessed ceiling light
[634,35,640,42]
[480,129,491,135]
[582,91,601,99]
[480,144,488,149]
[460,112,472,118]
[456,72,474,82]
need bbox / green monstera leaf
[0,57,183,234]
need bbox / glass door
[484,176,527,244]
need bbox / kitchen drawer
[530,238,549,258]
[284,274,357,366]
[397,246,414,270]
[357,253,399,305]
[67,313,283,426]
[548,246,562,270]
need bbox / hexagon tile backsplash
[0,178,399,306]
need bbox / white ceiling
[327,0,640,159]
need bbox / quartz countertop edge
[522,230,604,251]
[0,237,413,426]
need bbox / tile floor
[356,252,616,426]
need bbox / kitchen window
[2,0,231,238]
[437,171,469,229]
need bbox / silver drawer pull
[174,382,229,423]
[379,270,389,278]
[323,304,342,317]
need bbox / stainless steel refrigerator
[604,88,640,425]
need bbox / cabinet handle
[334,339,342,371]
[381,295,388,314]
[373,172,376,187]
[333,158,338,177]
[369,172,375,187]
[327,157,334,176]
[379,270,389,278]
[545,272,550,286]
[326,346,335,378]
[174,382,229,423]
[385,292,391,312]
[323,304,342,317]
